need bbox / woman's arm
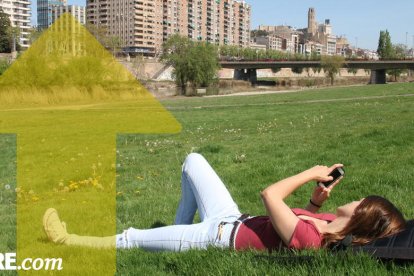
[305,200,321,213]
[305,184,339,213]
[260,164,342,245]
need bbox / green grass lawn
[0,135,16,276]
[2,83,414,274]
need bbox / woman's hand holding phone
[307,164,344,206]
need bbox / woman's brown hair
[323,195,406,247]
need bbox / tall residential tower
[51,5,86,25]
[0,0,31,48]
[37,0,66,29]
[86,0,251,56]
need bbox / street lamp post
[11,30,17,60]
[412,35,414,51]
[406,32,408,54]
[12,33,16,52]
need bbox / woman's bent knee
[182,153,206,173]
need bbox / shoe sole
[43,208,58,240]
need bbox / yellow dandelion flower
[136,176,144,180]
[91,178,99,187]
[68,182,79,191]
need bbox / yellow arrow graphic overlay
[0,14,181,274]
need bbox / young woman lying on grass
[43,153,406,251]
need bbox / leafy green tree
[7,26,21,52]
[321,55,345,85]
[161,34,192,92]
[187,43,219,87]
[85,23,122,55]
[384,30,394,58]
[310,51,320,61]
[106,35,122,56]
[219,45,308,61]
[131,54,146,80]
[85,23,108,46]
[28,27,42,45]
[0,58,10,75]
[377,30,394,59]
[251,30,269,37]
[377,31,407,80]
[161,34,219,94]
[388,44,408,81]
[0,8,12,52]
[393,44,407,59]
[377,31,385,58]
[0,9,21,53]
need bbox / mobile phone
[317,167,345,188]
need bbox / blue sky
[31,0,414,50]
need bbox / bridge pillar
[233,69,257,85]
[370,69,387,84]
[247,69,257,85]
[234,69,247,81]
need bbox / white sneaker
[43,208,69,244]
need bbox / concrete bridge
[220,60,414,84]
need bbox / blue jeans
[116,153,243,251]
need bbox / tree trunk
[11,34,16,53]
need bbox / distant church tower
[308,8,317,35]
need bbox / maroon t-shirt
[235,208,337,251]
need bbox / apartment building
[256,8,340,56]
[233,0,250,47]
[253,34,283,51]
[163,0,188,40]
[51,4,86,25]
[257,25,301,53]
[86,0,251,56]
[37,0,66,29]
[87,0,164,55]
[0,0,31,48]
